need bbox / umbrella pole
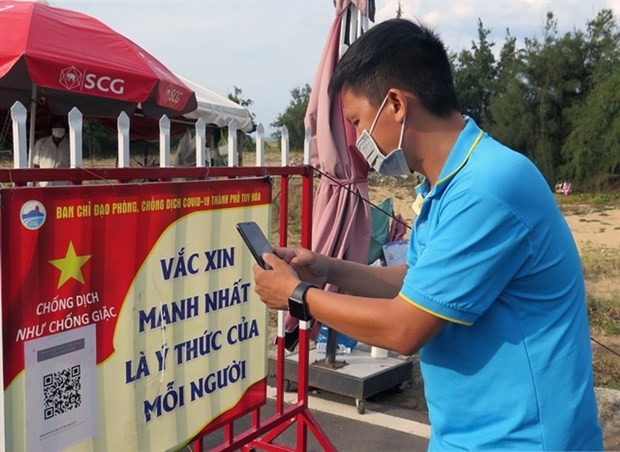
[27,83,37,168]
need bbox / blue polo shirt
[399,118,602,450]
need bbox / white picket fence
[8,100,310,171]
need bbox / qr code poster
[24,324,96,452]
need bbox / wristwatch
[288,282,315,321]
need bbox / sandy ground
[563,208,620,250]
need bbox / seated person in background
[211,127,227,166]
[174,127,216,167]
[174,128,195,167]
[32,116,70,186]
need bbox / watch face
[288,297,310,321]
[288,282,314,321]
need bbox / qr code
[43,365,82,420]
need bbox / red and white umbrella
[0,0,197,118]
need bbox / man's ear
[386,89,408,123]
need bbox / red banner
[1,178,272,450]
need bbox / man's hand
[274,247,329,288]
[253,252,300,311]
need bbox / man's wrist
[288,281,315,321]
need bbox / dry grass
[593,354,620,389]
[581,244,620,288]
[270,177,304,245]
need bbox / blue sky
[54,0,618,135]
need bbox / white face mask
[356,94,411,176]
[51,128,66,139]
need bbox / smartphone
[236,221,273,270]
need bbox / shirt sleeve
[400,189,532,325]
[31,139,42,166]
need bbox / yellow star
[49,241,92,289]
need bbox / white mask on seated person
[51,128,66,139]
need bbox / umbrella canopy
[179,75,254,133]
[0,0,196,118]
[93,75,254,142]
[306,14,371,268]
[307,1,375,268]
[334,0,375,17]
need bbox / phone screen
[236,221,273,269]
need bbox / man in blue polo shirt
[252,18,603,450]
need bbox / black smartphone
[236,221,273,270]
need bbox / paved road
[201,370,431,451]
[199,347,431,450]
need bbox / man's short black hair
[329,18,460,117]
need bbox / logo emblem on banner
[59,66,83,90]
[164,85,184,105]
[20,200,46,230]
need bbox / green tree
[271,83,311,151]
[477,8,618,191]
[561,9,620,190]
[227,86,256,160]
[228,85,256,120]
[451,19,497,126]
[522,12,590,184]
[486,30,532,154]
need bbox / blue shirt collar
[416,117,484,198]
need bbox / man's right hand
[274,247,329,288]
